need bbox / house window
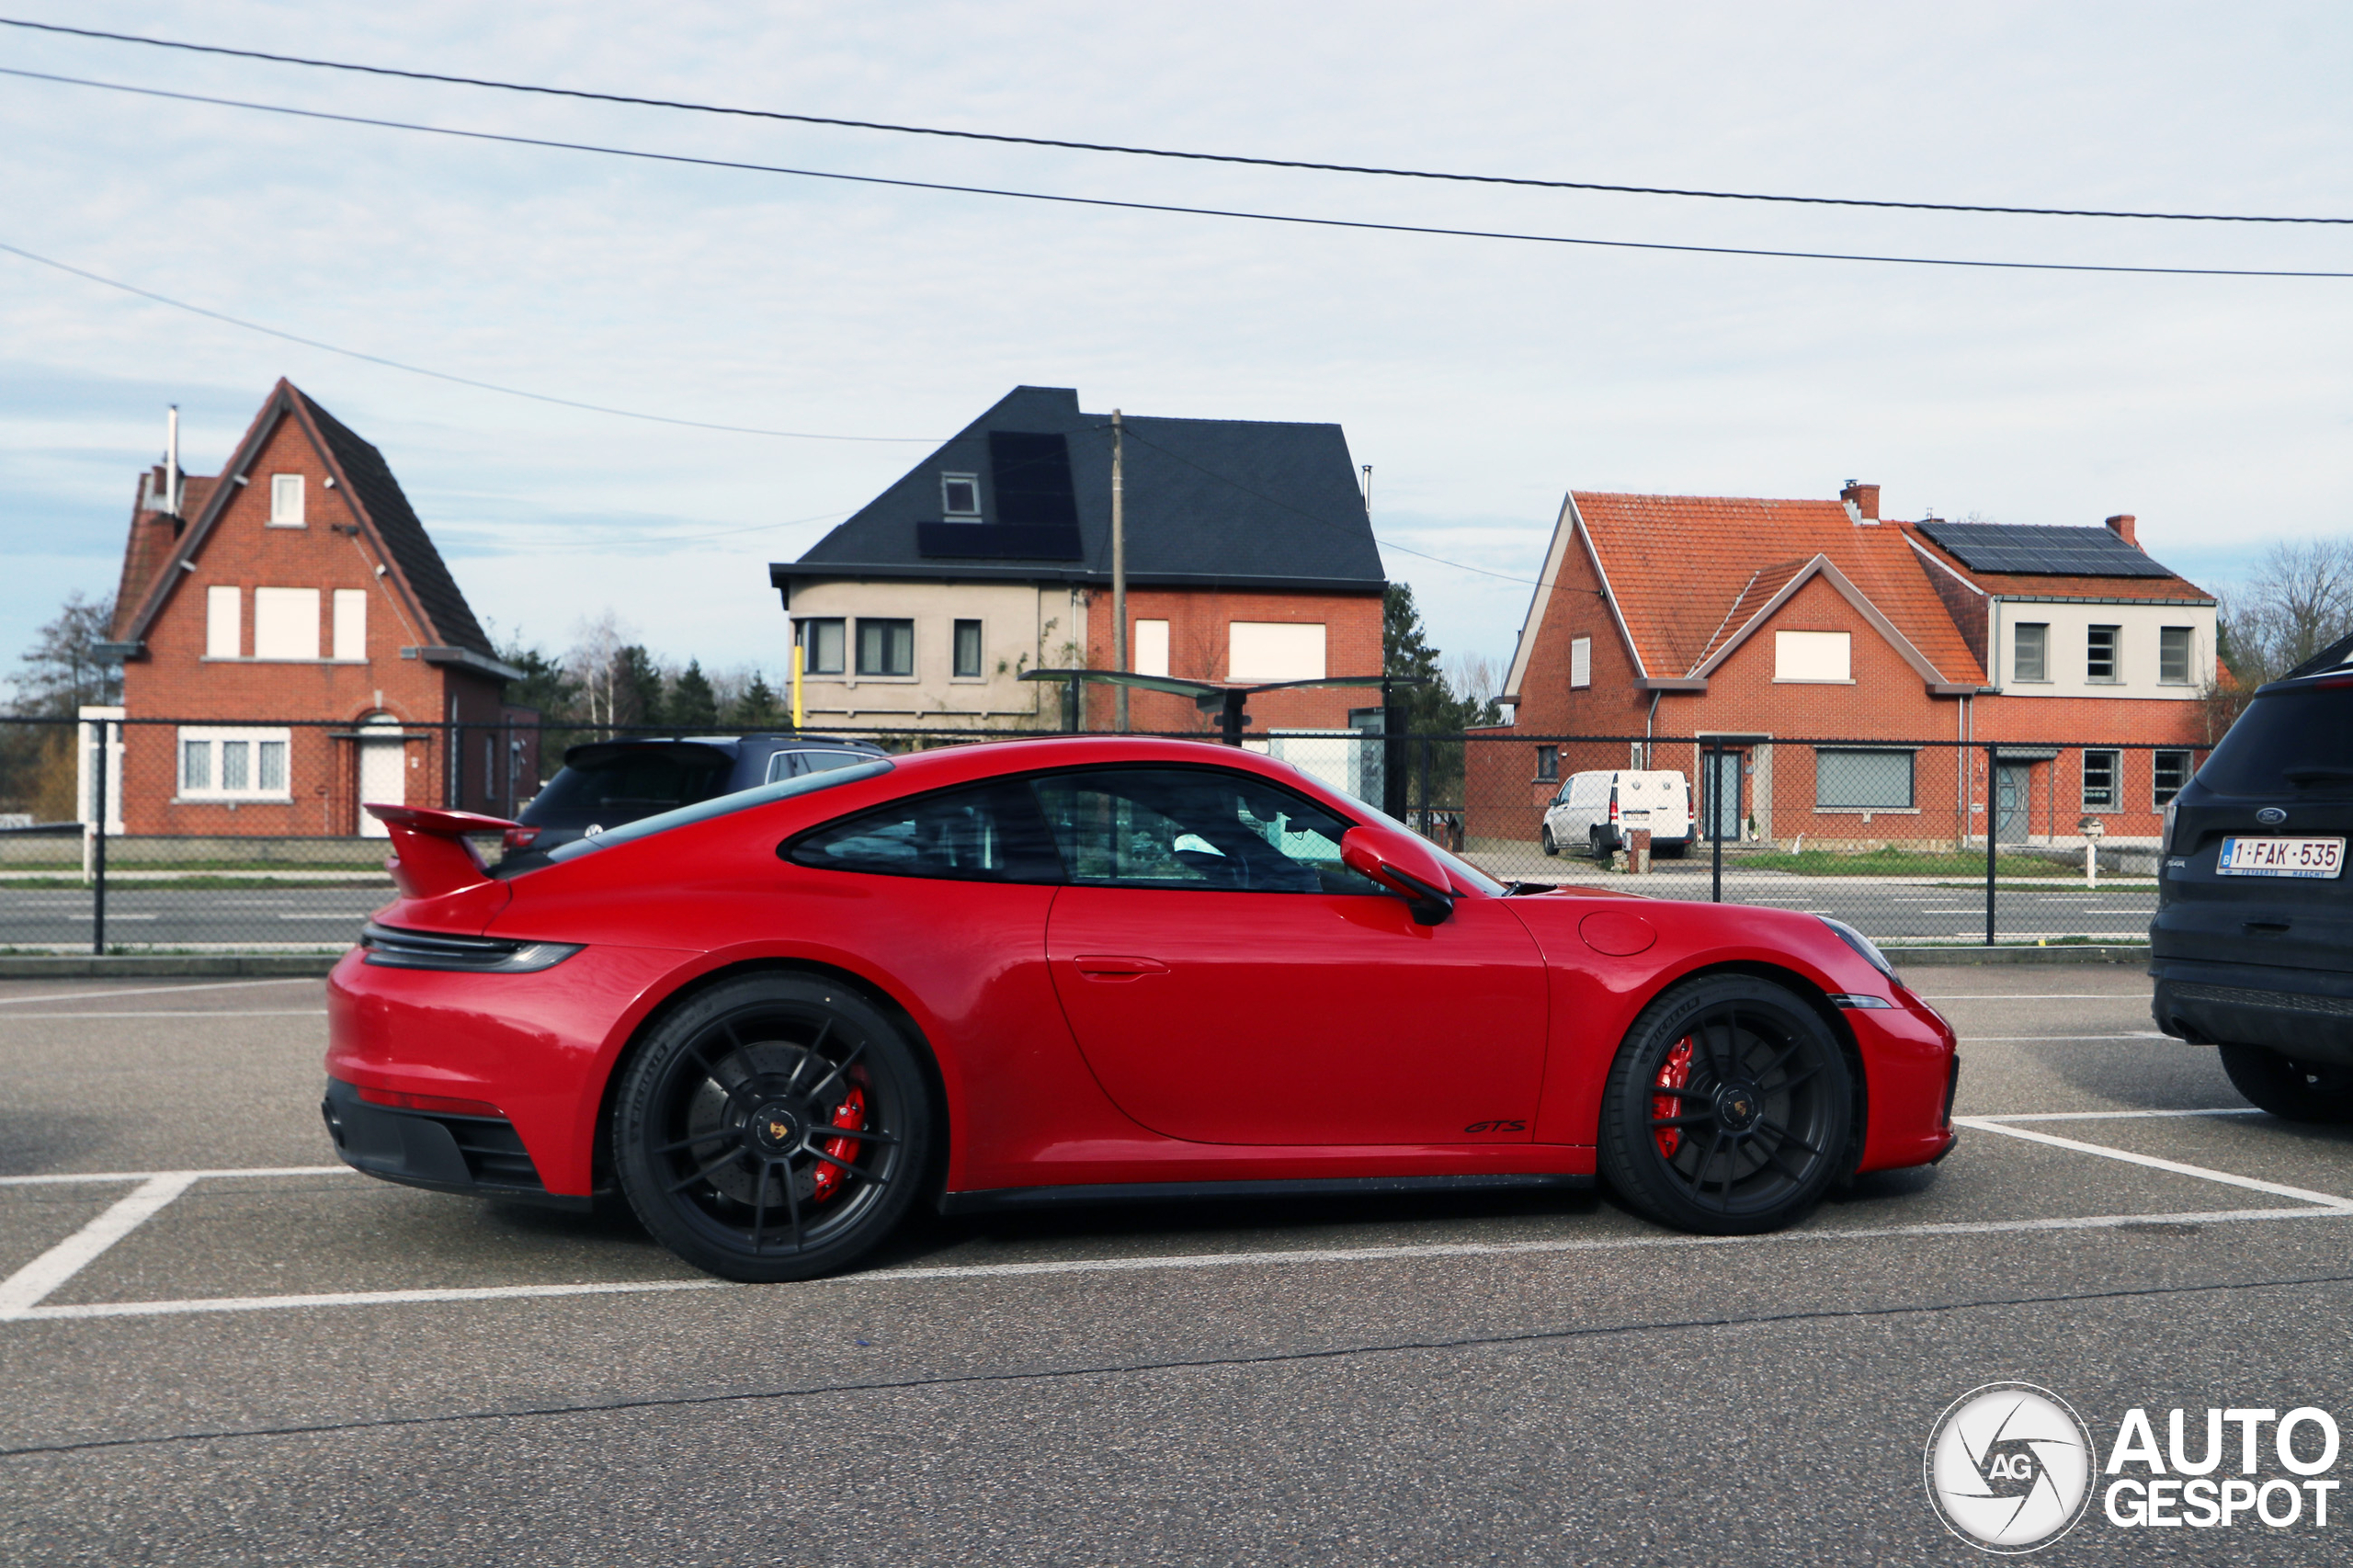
[1815,748,1915,809]
[205,585,241,659]
[177,727,291,801]
[953,619,983,679]
[333,589,368,661]
[2086,625,2120,683]
[1570,636,1591,689]
[2012,622,2048,683]
[253,587,321,660]
[857,619,915,676]
[798,618,845,675]
[1773,631,1851,682]
[941,473,981,518]
[269,474,305,527]
[1133,619,1170,678]
[1228,621,1325,681]
[2082,749,2120,810]
[1535,745,1559,782]
[2159,626,2193,685]
[2154,750,2192,807]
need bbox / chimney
[1840,480,1881,521]
[2105,513,2137,547]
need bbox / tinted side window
[786,780,1063,881]
[1034,767,1382,895]
[766,748,881,783]
[2196,685,2353,798]
[529,751,733,820]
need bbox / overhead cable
[2,14,2344,226]
[5,69,2347,280]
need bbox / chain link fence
[1,712,2190,953]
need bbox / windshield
[548,759,894,862]
[2196,682,2353,798]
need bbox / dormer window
[941,473,981,519]
[269,474,305,527]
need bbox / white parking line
[1953,1117,2353,1210]
[0,1010,330,1021]
[1915,994,2148,1002]
[0,1176,198,1319]
[0,979,322,1007]
[0,1166,349,1187]
[1984,1108,2264,1123]
[1959,1033,2169,1042]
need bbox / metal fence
[0,713,2191,954]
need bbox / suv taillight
[503,826,542,850]
[2160,798,2179,857]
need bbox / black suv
[2152,648,2353,1120]
[503,733,888,866]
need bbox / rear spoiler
[365,803,521,900]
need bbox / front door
[1039,766,1549,1145]
[1703,750,1745,841]
[358,724,404,838]
[1995,764,2034,844]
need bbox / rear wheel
[614,974,932,1281]
[1540,825,1559,857]
[1598,975,1853,1234]
[2218,1043,2353,1124]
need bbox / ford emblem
[2256,807,2288,826]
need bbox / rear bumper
[2151,957,2353,1067]
[321,1077,589,1211]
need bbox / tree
[2203,539,2353,738]
[491,630,577,723]
[668,660,720,729]
[1384,584,1500,733]
[610,645,667,730]
[9,590,119,716]
[730,672,786,730]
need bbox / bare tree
[565,610,631,738]
[2216,539,2353,688]
[1443,650,1505,725]
[8,591,119,716]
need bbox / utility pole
[1112,409,1128,733]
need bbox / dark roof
[777,386,1384,592]
[299,391,494,657]
[1915,520,2174,579]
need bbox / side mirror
[1340,826,1456,925]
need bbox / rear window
[548,760,892,862]
[785,780,1063,882]
[2197,683,2353,797]
[765,748,881,784]
[527,745,734,823]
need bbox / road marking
[1959,1033,2170,1042]
[0,1010,329,1021]
[0,979,322,1007]
[0,1166,349,1187]
[1953,1117,2353,1210]
[9,1205,2349,1323]
[1915,994,2147,1002]
[0,1175,198,1319]
[1980,1108,2264,1122]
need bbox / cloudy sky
[3,1,2347,695]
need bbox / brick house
[1472,482,2218,850]
[769,386,1385,738]
[97,381,530,839]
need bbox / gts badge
[1462,1119,1528,1134]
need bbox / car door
[1039,765,1549,1145]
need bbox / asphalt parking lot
[4,967,2349,1564]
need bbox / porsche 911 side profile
[324,736,1958,1281]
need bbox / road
[0,873,2153,949]
[3,967,2348,1563]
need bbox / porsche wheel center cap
[1713,1083,1762,1132]
[747,1102,802,1152]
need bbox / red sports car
[324,737,1957,1280]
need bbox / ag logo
[1925,1382,2097,1553]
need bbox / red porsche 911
[324,737,1957,1281]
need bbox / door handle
[1074,955,1169,979]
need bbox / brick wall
[1079,586,1384,734]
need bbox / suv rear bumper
[2150,958,2353,1067]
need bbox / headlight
[1818,915,1896,982]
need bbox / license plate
[2217,835,2346,879]
[1620,811,1651,825]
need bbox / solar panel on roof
[1916,521,2173,578]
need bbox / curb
[1884,944,2150,968]
[0,954,341,979]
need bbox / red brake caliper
[1653,1039,1693,1158]
[810,1085,867,1202]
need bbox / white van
[1540,769,1693,858]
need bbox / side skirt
[938,1171,1594,1217]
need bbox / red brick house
[98,381,530,838]
[1473,482,2218,849]
[771,386,1385,739]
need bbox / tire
[614,973,934,1281]
[1597,974,1854,1234]
[1540,825,1559,857]
[1588,827,1606,860]
[2218,1042,2353,1124]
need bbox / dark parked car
[2152,646,2353,1120]
[503,734,888,865]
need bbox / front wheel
[2219,1043,2353,1124]
[614,973,933,1281]
[1597,975,1853,1234]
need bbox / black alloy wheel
[1598,974,1854,1234]
[614,974,932,1281]
[1541,825,1559,857]
[2218,1042,2353,1124]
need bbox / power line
[0,236,938,442]
[6,68,2347,280]
[4,14,2343,227]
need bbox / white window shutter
[253,587,322,660]
[205,585,241,658]
[333,589,368,661]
